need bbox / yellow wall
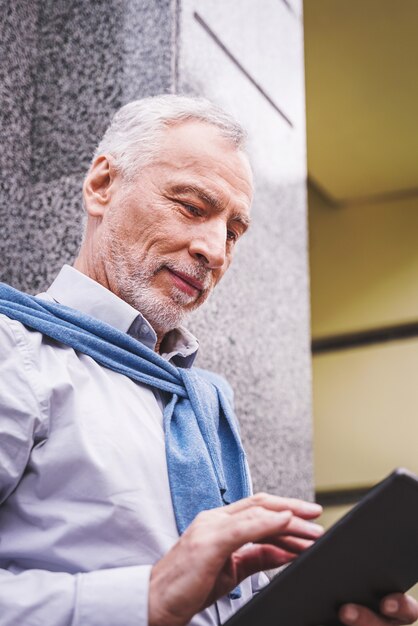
[313,339,418,490]
[305,4,418,618]
[309,187,418,338]
[309,188,418,491]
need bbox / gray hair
[92,94,248,180]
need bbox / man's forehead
[158,120,250,169]
[157,121,252,178]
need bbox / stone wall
[0,0,313,498]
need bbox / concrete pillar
[0,0,313,498]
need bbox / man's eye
[183,203,202,217]
[227,230,238,242]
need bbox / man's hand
[148,493,323,626]
[339,593,418,626]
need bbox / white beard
[102,229,212,335]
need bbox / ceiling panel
[304,0,418,202]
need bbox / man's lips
[166,268,205,296]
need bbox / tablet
[225,468,418,626]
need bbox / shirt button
[141,324,149,334]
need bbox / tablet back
[225,468,418,626]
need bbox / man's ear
[83,155,118,217]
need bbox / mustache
[156,261,212,290]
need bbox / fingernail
[384,599,399,614]
[302,502,322,512]
[343,605,359,623]
[306,521,324,534]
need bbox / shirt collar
[44,265,199,367]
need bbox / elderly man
[0,95,416,626]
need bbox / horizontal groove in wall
[338,185,418,208]
[312,321,418,354]
[193,11,293,128]
[308,176,418,208]
[315,486,371,507]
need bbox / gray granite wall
[0,0,313,498]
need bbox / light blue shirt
[0,266,260,626]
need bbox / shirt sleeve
[0,315,47,503]
[0,316,152,625]
[251,571,270,593]
[0,566,152,626]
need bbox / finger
[277,514,324,539]
[188,504,320,575]
[187,507,295,566]
[266,535,315,554]
[198,507,321,562]
[259,515,323,542]
[380,593,418,624]
[233,544,298,580]
[340,604,383,626]
[339,602,403,626]
[215,508,294,551]
[224,493,322,519]
[205,544,300,604]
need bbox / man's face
[97,120,253,335]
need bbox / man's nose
[189,222,227,269]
